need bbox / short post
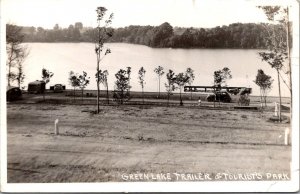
[274,102,278,117]
[284,128,290,145]
[55,119,59,135]
[198,98,201,107]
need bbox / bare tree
[95,6,113,113]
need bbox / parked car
[50,84,66,93]
[206,91,232,103]
[28,80,46,94]
[7,86,22,101]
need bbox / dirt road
[7,104,291,182]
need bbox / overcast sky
[3,0,275,29]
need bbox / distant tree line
[18,22,285,49]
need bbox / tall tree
[257,6,291,122]
[6,24,28,87]
[154,66,165,98]
[138,67,146,104]
[95,6,114,113]
[42,68,54,101]
[254,69,273,107]
[165,69,176,106]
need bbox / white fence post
[274,102,278,117]
[55,119,59,135]
[284,128,290,145]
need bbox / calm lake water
[22,43,290,97]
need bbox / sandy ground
[7,103,291,182]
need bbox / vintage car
[7,86,22,101]
[50,84,66,93]
[206,91,232,103]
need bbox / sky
[3,0,273,29]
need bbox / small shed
[28,80,46,94]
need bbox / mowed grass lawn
[7,104,291,182]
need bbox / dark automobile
[50,84,66,93]
[7,87,22,101]
[206,91,232,103]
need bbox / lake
[22,43,290,97]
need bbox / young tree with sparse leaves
[165,69,176,106]
[138,67,146,104]
[69,71,80,102]
[95,6,114,113]
[154,66,164,98]
[42,68,54,101]
[213,67,232,88]
[213,67,232,105]
[114,69,131,104]
[257,6,291,122]
[78,71,90,104]
[175,70,191,106]
[185,67,195,100]
[254,69,273,107]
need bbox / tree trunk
[81,88,83,105]
[74,87,76,102]
[179,87,183,106]
[259,89,265,108]
[213,88,215,108]
[121,90,124,104]
[142,87,144,104]
[96,23,101,114]
[277,69,282,122]
[264,96,267,107]
[97,80,100,112]
[286,7,292,121]
[106,85,109,104]
[158,76,161,98]
[7,45,14,87]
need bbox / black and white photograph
[0,0,299,192]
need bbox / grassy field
[7,100,291,182]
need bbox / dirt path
[7,104,291,182]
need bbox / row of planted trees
[66,65,195,106]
